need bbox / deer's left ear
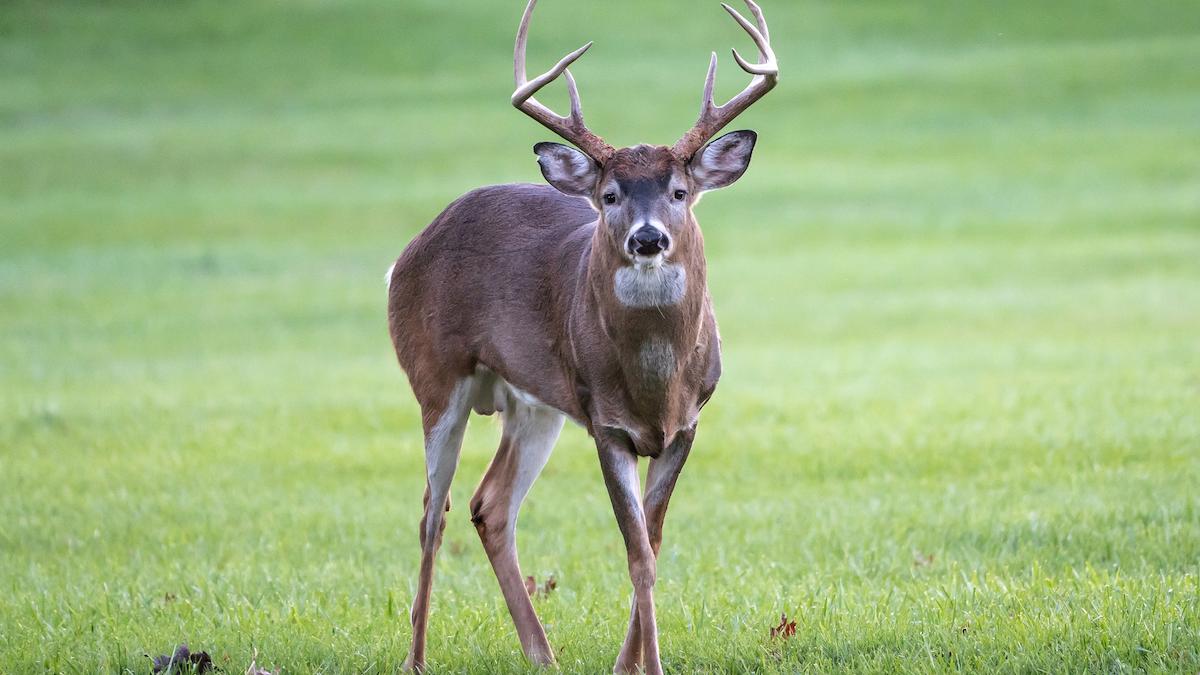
[689,130,757,191]
[534,142,600,197]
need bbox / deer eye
[673,189,687,201]
[603,192,617,205]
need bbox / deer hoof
[401,654,425,673]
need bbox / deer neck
[583,227,708,398]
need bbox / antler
[672,0,778,159]
[512,0,614,163]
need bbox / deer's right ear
[534,142,599,197]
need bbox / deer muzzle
[628,224,670,257]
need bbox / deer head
[512,0,778,271]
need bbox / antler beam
[673,0,779,160]
[512,0,614,163]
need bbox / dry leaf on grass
[525,574,558,597]
[769,614,797,639]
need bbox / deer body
[389,2,777,672]
[389,178,720,453]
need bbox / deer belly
[471,365,581,425]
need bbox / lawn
[2,0,1199,672]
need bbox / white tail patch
[385,261,397,290]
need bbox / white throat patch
[613,263,687,308]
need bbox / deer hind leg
[403,376,478,673]
[469,383,564,666]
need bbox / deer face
[534,131,757,268]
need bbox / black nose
[629,225,669,256]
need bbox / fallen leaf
[525,574,558,597]
[769,613,796,639]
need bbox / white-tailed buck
[386,0,777,671]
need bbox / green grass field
[3,0,1199,672]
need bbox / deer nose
[628,225,669,256]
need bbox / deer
[385,0,777,672]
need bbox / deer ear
[534,142,599,197]
[689,130,757,191]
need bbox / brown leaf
[769,613,797,639]
[525,574,558,597]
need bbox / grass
[2,0,1199,672]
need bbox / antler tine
[673,0,779,160]
[701,51,718,114]
[743,0,769,43]
[564,68,583,121]
[513,0,537,87]
[511,41,592,108]
[512,0,613,163]
[722,2,777,76]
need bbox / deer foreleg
[613,429,694,673]
[597,430,666,675]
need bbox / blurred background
[2,0,1198,672]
